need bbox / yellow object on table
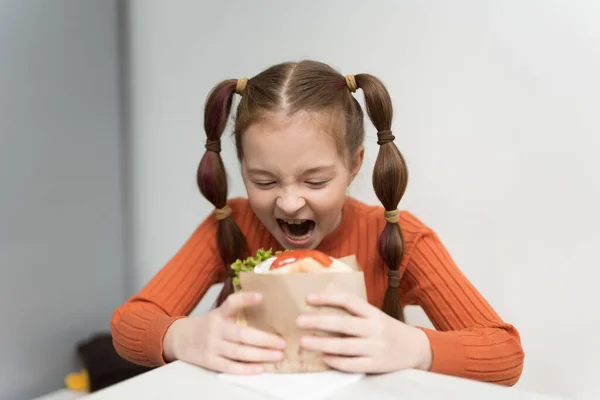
[65,369,90,392]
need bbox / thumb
[218,291,262,319]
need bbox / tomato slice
[270,249,333,270]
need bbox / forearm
[162,318,187,363]
[402,230,525,385]
[111,217,224,365]
[409,326,433,371]
[419,326,524,386]
[111,300,186,367]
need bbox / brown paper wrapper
[237,255,367,373]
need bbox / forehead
[241,111,345,173]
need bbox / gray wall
[0,1,126,399]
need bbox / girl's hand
[163,292,286,374]
[296,292,432,374]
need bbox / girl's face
[241,111,363,250]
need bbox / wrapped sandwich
[232,248,367,373]
[232,249,354,285]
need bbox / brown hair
[197,61,408,321]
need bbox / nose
[276,189,306,216]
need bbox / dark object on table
[76,332,154,392]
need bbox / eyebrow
[246,165,336,176]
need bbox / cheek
[310,181,347,219]
[246,187,275,215]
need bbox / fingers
[300,336,370,357]
[306,292,376,318]
[219,291,262,318]
[218,340,284,363]
[322,355,373,373]
[209,355,264,375]
[222,321,286,350]
[296,314,369,337]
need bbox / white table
[33,389,85,400]
[81,361,563,400]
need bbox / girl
[111,60,524,386]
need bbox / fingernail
[273,351,284,360]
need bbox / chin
[286,240,319,250]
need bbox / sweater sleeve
[401,231,524,386]
[110,214,224,367]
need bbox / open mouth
[277,219,316,245]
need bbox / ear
[348,145,365,185]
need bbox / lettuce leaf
[231,248,284,288]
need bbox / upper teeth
[284,219,306,225]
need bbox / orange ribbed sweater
[111,197,524,385]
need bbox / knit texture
[111,197,524,385]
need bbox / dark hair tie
[205,139,222,153]
[387,269,400,288]
[377,130,395,145]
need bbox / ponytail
[197,78,249,307]
[352,74,409,321]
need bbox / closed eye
[307,180,330,188]
[254,181,276,188]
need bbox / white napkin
[219,371,364,400]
